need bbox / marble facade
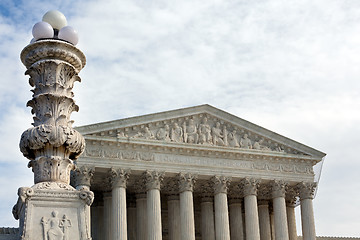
[74,105,326,240]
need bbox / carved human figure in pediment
[223,126,228,146]
[144,127,154,139]
[156,124,170,141]
[183,119,198,144]
[133,127,154,139]
[170,123,183,143]
[117,131,128,138]
[212,122,225,146]
[240,134,252,149]
[228,130,240,147]
[275,145,285,152]
[198,117,212,144]
[253,138,270,151]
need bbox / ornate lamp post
[13,11,93,240]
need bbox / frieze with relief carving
[98,114,309,155]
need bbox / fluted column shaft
[229,199,244,240]
[201,197,215,240]
[103,192,112,240]
[145,171,164,240]
[286,203,297,240]
[212,176,231,240]
[178,173,197,240]
[136,193,147,240]
[110,168,130,240]
[168,195,181,240]
[271,180,289,240]
[127,200,137,240]
[241,178,261,240]
[298,182,317,240]
[258,201,271,240]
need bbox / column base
[13,182,94,240]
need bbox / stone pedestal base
[13,182,94,240]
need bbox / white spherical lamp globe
[58,26,79,45]
[32,21,54,40]
[42,10,67,30]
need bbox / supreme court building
[73,104,326,240]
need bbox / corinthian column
[229,198,244,240]
[240,178,261,240]
[103,192,112,240]
[271,180,289,240]
[212,176,231,240]
[110,168,130,240]
[144,170,164,240]
[258,201,271,240]
[298,182,317,240]
[136,193,148,240]
[73,165,95,235]
[178,173,197,240]
[73,165,95,191]
[168,195,181,240]
[200,181,215,240]
[286,188,298,240]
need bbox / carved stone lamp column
[20,39,86,185]
[14,11,93,240]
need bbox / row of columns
[75,167,317,240]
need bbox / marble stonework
[73,105,326,240]
[12,39,93,240]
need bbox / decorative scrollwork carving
[211,176,231,194]
[20,40,86,185]
[79,190,94,206]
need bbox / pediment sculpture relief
[112,114,304,155]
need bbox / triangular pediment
[76,105,326,159]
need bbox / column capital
[286,187,299,207]
[240,178,261,196]
[143,170,164,190]
[178,172,197,193]
[199,180,213,200]
[73,165,95,190]
[109,168,130,189]
[297,182,317,200]
[211,176,231,194]
[271,180,288,198]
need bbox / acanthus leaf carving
[20,40,86,185]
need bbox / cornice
[82,135,322,165]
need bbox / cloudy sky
[1,0,359,237]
